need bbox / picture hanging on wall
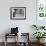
[10,7,26,20]
[37,0,46,18]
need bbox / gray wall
[0,0,37,42]
[0,0,36,33]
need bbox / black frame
[10,7,26,20]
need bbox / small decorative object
[19,42,26,46]
[10,7,26,20]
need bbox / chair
[4,27,19,46]
[18,33,30,46]
[4,33,18,46]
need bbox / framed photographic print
[36,0,46,26]
[37,0,46,19]
[10,7,26,20]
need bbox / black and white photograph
[10,7,26,20]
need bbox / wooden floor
[0,42,46,46]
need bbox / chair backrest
[11,27,18,34]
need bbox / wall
[0,0,37,42]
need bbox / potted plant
[32,25,39,30]
[33,32,46,43]
[32,24,45,30]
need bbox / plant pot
[37,39,40,43]
[37,39,45,44]
[40,38,45,43]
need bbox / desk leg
[4,34,7,46]
[15,34,18,46]
[16,34,18,46]
[4,41,7,46]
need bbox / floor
[0,42,46,46]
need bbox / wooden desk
[4,33,30,46]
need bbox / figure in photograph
[13,9,17,17]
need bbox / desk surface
[5,33,17,36]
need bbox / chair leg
[4,33,7,46]
[4,41,7,46]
